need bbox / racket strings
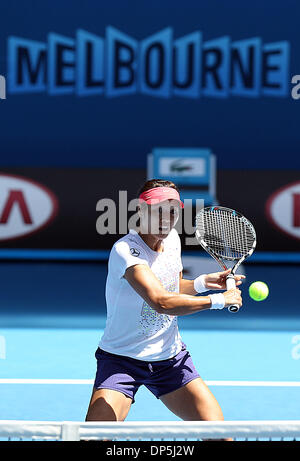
[196,209,255,260]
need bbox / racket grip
[226,274,240,313]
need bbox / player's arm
[124,264,242,316]
[179,273,198,295]
[179,270,245,295]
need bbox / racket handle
[226,274,240,313]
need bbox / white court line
[0,379,300,387]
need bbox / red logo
[0,173,59,241]
[266,181,300,240]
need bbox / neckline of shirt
[129,229,168,255]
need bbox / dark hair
[138,179,179,196]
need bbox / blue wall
[0,0,299,169]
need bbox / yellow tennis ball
[249,282,269,301]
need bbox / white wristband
[209,293,225,310]
[194,274,208,293]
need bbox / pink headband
[139,187,184,208]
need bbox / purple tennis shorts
[93,345,200,403]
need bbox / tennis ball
[249,281,269,301]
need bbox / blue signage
[7,27,290,98]
[0,0,299,170]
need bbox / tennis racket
[195,206,256,313]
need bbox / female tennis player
[86,179,243,424]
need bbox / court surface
[0,260,299,422]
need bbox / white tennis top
[99,229,184,361]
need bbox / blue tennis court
[1,260,299,423]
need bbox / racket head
[195,206,256,271]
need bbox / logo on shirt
[130,248,140,257]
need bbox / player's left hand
[204,269,245,290]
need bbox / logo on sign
[160,157,206,177]
[266,181,300,240]
[0,174,58,241]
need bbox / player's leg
[147,347,223,421]
[86,348,140,421]
[146,348,229,440]
[85,387,132,421]
[160,378,231,441]
[159,377,224,421]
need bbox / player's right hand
[223,288,242,307]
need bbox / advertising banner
[0,168,298,255]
